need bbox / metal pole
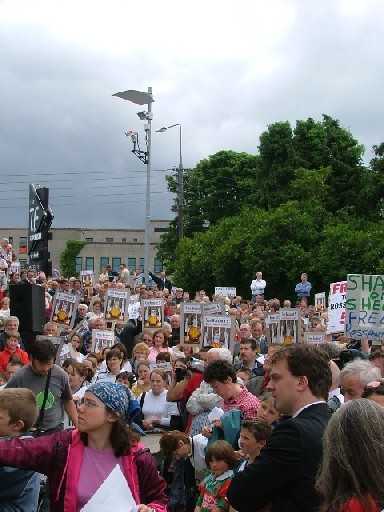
[178,124,184,239]
[144,86,152,284]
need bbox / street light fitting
[112,89,154,105]
[156,127,167,133]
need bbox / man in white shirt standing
[250,272,266,302]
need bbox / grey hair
[207,347,233,364]
[316,399,384,511]
[340,359,381,386]
[5,316,19,328]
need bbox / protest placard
[279,308,301,345]
[214,287,237,298]
[104,289,130,322]
[36,335,67,365]
[142,299,164,329]
[91,330,115,353]
[315,292,326,311]
[80,270,94,300]
[202,315,234,351]
[266,313,281,344]
[326,281,346,334]
[180,302,203,346]
[304,331,326,344]
[203,302,225,316]
[51,292,79,329]
[345,274,384,341]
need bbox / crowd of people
[0,235,384,512]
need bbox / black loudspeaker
[9,283,45,333]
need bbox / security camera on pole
[112,87,154,285]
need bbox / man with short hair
[168,314,181,347]
[250,320,268,354]
[340,359,381,401]
[228,345,332,512]
[6,339,77,432]
[119,263,130,284]
[149,270,172,292]
[295,272,312,301]
[235,338,264,377]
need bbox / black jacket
[227,402,330,512]
[149,272,172,292]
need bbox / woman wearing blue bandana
[0,381,168,512]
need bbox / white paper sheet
[81,464,138,512]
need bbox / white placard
[51,292,79,328]
[91,330,115,352]
[215,287,237,297]
[104,289,130,322]
[326,281,346,334]
[202,315,234,351]
[304,332,326,344]
[180,302,203,346]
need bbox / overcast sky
[1,0,383,229]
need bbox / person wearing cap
[0,381,167,512]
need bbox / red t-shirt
[182,371,204,401]
[0,347,29,373]
[342,497,380,512]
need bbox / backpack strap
[140,392,146,410]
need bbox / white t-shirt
[250,279,266,294]
[139,389,179,427]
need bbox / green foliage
[158,114,384,298]
[60,240,86,278]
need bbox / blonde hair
[133,342,150,357]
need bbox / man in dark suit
[227,345,331,512]
[149,271,172,292]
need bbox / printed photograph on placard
[279,308,300,345]
[91,329,115,353]
[315,292,326,311]
[266,313,281,344]
[142,299,164,329]
[51,292,79,328]
[180,302,203,345]
[80,270,94,288]
[202,315,234,351]
[104,289,130,322]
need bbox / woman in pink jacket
[0,381,167,512]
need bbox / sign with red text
[326,281,347,334]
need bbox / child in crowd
[0,388,40,511]
[256,392,280,426]
[0,332,29,373]
[195,440,237,512]
[237,419,272,471]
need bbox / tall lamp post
[113,87,154,284]
[156,124,183,239]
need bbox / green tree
[60,240,86,277]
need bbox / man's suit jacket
[227,402,330,512]
[149,272,172,292]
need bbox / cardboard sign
[142,299,164,330]
[180,302,203,346]
[315,292,326,311]
[202,315,234,351]
[304,331,326,344]
[80,270,94,288]
[279,308,301,345]
[51,292,79,328]
[104,289,130,322]
[345,274,384,341]
[214,287,237,298]
[91,329,115,352]
[266,313,281,344]
[326,281,346,334]
[203,302,225,316]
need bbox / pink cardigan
[0,429,167,512]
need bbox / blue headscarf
[87,381,130,419]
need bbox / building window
[140,257,144,271]
[100,256,109,272]
[121,238,127,243]
[106,237,114,243]
[133,238,138,243]
[85,257,94,271]
[127,257,136,272]
[112,257,121,273]
[75,257,83,273]
[9,236,13,244]
[154,227,169,233]
[19,236,28,255]
[154,257,163,273]
[85,237,94,243]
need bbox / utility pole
[144,87,152,284]
[177,124,183,239]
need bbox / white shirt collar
[328,387,344,403]
[292,400,326,418]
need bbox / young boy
[0,332,29,373]
[160,430,208,512]
[0,388,40,511]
